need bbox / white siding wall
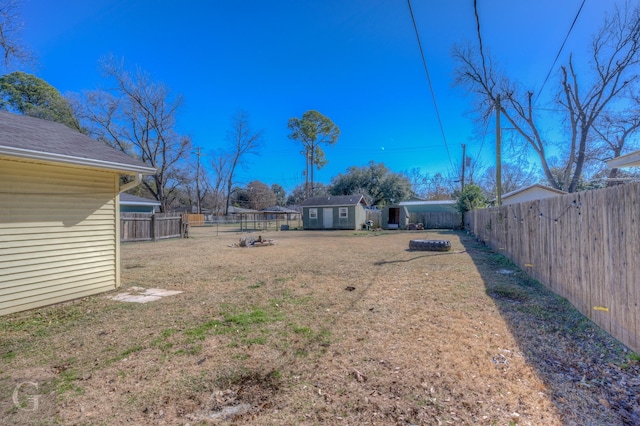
[502,188,563,206]
[0,157,119,315]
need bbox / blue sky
[18,0,624,192]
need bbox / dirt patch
[0,228,638,425]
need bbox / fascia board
[0,145,156,174]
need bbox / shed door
[323,208,333,228]
[389,207,400,225]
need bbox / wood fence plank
[121,213,182,242]
[606,186,616,336]
[575,192,589,316]
[619,185,634,348]
[611,186,625,345]
[626,185,639,350]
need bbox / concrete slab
[110,287,183,304]
[145,288,183,297]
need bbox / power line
[534,0,586,104]
[473,0,489,85]
[407,0,454,171]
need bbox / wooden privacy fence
[465,183,640,353]
[410,212,462,229]
[366,210,382,228]
[121,213,184,242]
[182,214,205,226]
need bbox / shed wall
[303,205,364,230]
[354,205,366,229]
[0,157,119,315]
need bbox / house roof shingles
[300,194,367,207]
[0,111,155,174]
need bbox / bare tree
[453,3,640,193]
[453,43,559,187]
[592,105,640,185]
[208,150,230,215]
[404,167,430,198]
[224,110,263,215]
[246,180,276,210]
[78,58,191,212]
[180,153,210,213]
[0,0,32,69]
[558,4,640,192]
[480,162,539,198]
[425,173,455,200]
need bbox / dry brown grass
[1,227,638,425]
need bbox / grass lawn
[1,227,638,425]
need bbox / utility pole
[193,147,204,214]
[495,94,502,206]
[461,143,466,192]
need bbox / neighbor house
[0,111,155,316]
[259,206,301,230]
[498,184,567,206]
[300,194,367,230]
[120,193,160,213]
[261,205,301,221]
[606,150,640,169]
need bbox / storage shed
[0,111,155,316]
[300,194,367,230]
[381,205,409,230]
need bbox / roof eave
[120,201,161,207]
[0,145,156,174]
[502,184,567,199]
[303,203,361,208]
[606,151,640,169]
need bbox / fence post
[180,216,186,238]
[151,214,156,241]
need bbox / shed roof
[300,194,367,207]
[120,193,161,206]
[399,200,455,206]
[0,111,155,174]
